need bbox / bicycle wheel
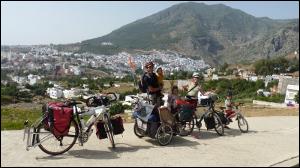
[104,114,115,148]
[156,124,173,146]
[237,114,249,133]
[133,121,144,138]
[213,113,224,136]
[37,119,79,155]
[178,119,194,136]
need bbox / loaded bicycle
[23,93,120,155]
[193,95,225,136]
[219,102,249,133]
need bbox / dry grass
[200,103,299,117]
[103,83,136,93]
[238,105,299,117]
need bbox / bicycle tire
[213,113,224,136]
[178,119,195,136]
[237,114,249,133]
[104,114,115,148]
[156,124,173,146]
[133,121,144,138]
[37,118,79,155]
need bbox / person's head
[192,72,200,83]
[145,61,154,73]
[156,67,163,75]
[171,86,179,95]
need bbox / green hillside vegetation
[73,2,299,66]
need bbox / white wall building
[63,88,80,99]
[212,74,219,80]
[27,74,41,85]
[248,76,258,82]
[284,85,299,105]
[48,88,64,99]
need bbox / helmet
[192,72,200,78]
[145,61,154,68]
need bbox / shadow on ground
[35,143,154,160]
[190,128,258,140]
[143,135,200,147]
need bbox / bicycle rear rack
[23,123,35,151]
[23,120,45,151]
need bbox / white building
[11,76,27,85]
[69,66,81,75]
[278,76,299,94]
[48,88,64,99]
[63,88,80,99]
[284,85,299,105]
[212,74,219,80]
[248,76,258,82]
[27,74,41,85]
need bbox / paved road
[1,116,299,167]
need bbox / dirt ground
[2,116,299,167]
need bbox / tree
[220,62,229,72]
[295,91,299,104]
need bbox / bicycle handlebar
[105,92,118,102]
[64,100,82,107]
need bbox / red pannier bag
[43,102,73,137]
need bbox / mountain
[65,2,299,66]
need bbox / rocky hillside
[65,2,299,66]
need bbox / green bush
[255,94,285,103]
[202,78,264,101]
[119,88,139,100]
[109,102,125,116]
[295,91,299,104]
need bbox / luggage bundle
[96,116,125,139]
[42,102,73,137]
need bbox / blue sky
[1,1,299,45]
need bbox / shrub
[109,102,125,116]
[255,94,285,103]
[295,91,299,104]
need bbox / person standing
[142,62,162,106]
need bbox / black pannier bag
[111,116,125,135]
[96,121,107,139]
[217,112,228,125]
[204,113,215,129]
[146,121,160,138]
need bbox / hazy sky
[1,1,299,45]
